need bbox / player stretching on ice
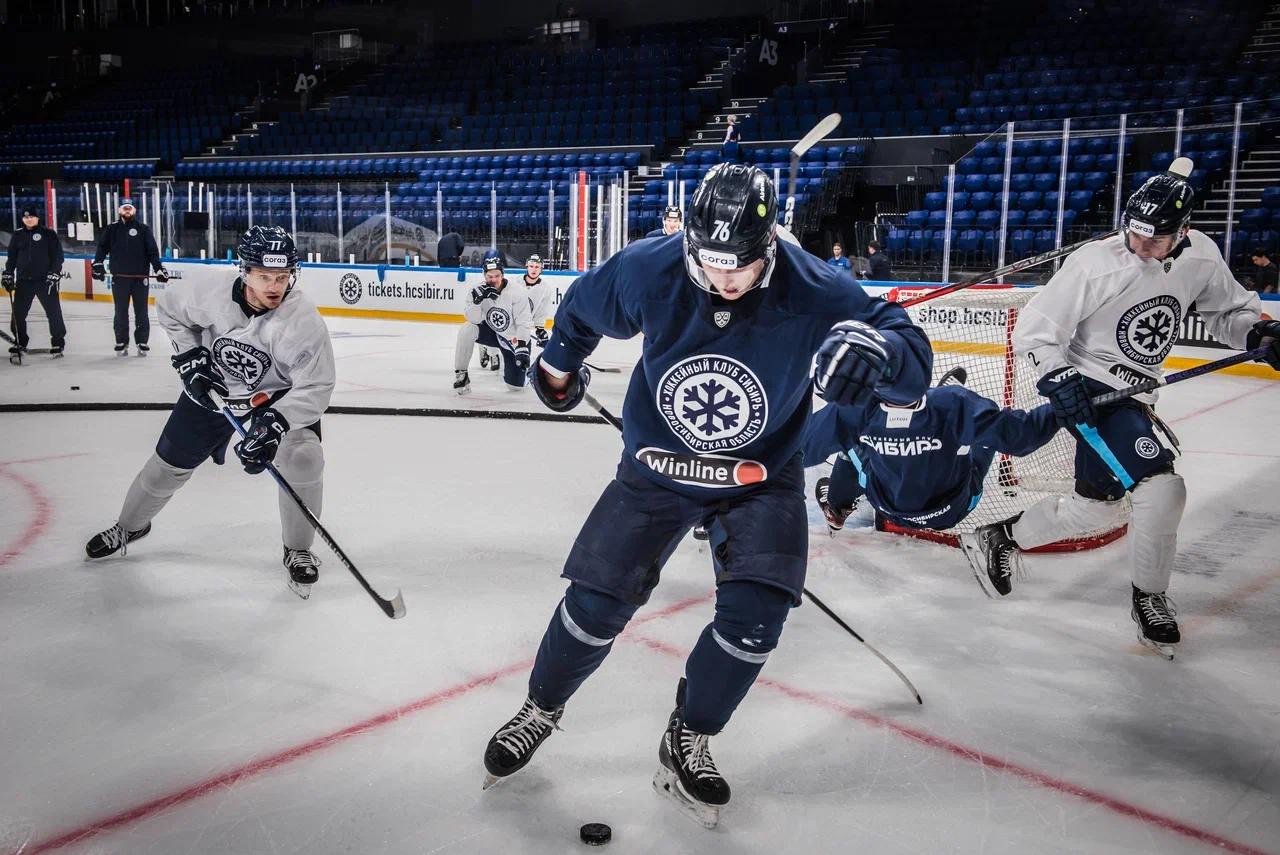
[803,368,1064,596]
[85,226,336,600]
[480,163,932,827]
[960,158,1280,658]
[453,258,532,394]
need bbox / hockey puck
[70,386,80,390]
[579,823,611,846]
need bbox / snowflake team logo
[338,273,362,305]
[1135,436,1161,459]
[656,354,768,453]
[213,337,272,390]
[486,306,513,334]
[1116,295,1181,366]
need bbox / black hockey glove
[91,262,106,281]
[1246,319,1280,370]
[813,320,892,406]
[155,267,171,283]
[235,407,289,475]
[528,354,591,413]
[172,346,229,410]
[45,272,60,294]
[471,283,501,305]
[1,271,13,291]
[513,339,531,373]
[1037,366,1097,427]
[532,326,549,347]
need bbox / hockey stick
[581,391,923,705]
[210,390,407,620]
[1089,346,1271,407]
[784,112,842,231]
[5,286,20,365]
[896,228,1121,309]
[109,271,183,280]
[584,360,623,374]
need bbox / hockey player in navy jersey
[802,367,1062,596]
[480,163,932,827]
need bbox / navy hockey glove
[1,271,13,291]
[235,407,289,475]
[813,320,892,406]
[532,326,549,347]
[1246,319,1280,370]
[513,339,531,373]
[91,262,106,281]
[471,283,501,305]
[45,272,60,294]
[172,346,229,410]
[528,354,591,413]
[1037,366,1097,427]
[155,267,170,283]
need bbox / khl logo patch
[213,338,272,390]
[338,273,362,305]
[1116,295,1181,366]
[657,354,768,453]
[1135,436,1161,459]
[713,310,731,328]
[486,306,513,334]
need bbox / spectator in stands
[719,115,741,164]
[646,206,683,238]
[1248,248,1277,294]
[3,207,66,358]
[92,199,169,356]
[865,240,892,281]
[826,242,852,271]
[437,230,464,267]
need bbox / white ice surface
[1,299,1278,855]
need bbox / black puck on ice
[580,823,611,846]
[70,386,80,390]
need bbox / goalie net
[879,285,1127,552]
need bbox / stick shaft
[1089,347,1269,406]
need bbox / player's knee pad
[138,452,195,497]
[1130,470,1185,535]
[560,583,639,646]
[710,580,793,663]
[276,429,324,486]
[1010,490,1126,550]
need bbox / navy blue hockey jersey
[802,386,1059,527]
[542,234,933,499]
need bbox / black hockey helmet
[684,163,778,294]
[237,225,298,273]
[663,205,682,221]
[482,258,503,274]
[1122,159,1195,244]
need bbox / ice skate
[453,369,471,396]
[49,345,63,358]
[652,678,729,829]
[692,523,709,541]
[85,522,152,559]
[479,349,490,370]
[486,348,499,371]
[814,476,857,535]
[1131,585,1179,660]
[114,343,128,356]
[958,515,1021,598]
[283,547,320,600]
[8,345,22,366]
[136,343,149,357]
[482,695,564,790]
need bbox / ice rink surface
[2,299,1278,854]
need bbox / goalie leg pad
[1129,469,1185,594]
[275,426,324,550]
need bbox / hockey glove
[532,326,549,347]
[528,354,591,413]
[1,271,13,291]
[1246,319,1280,370]
[471,283,501,305]
[155,267,171,283]
[235,407,289,475]
[91,262,106,281]
[1037,366,1097,427]
[513,339,531,373]
[172,346,229,410]
[45,272,60,294]
[813,320,892,407]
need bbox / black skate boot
[486,348,499,371]
[653,678,730,829]
[453,369,471,396]
[50,345,64,358]
[114,342,128,356]
[8,344,22,365]
[1131,585,1179,660]
[482,695,564,789]
[958,515,1021,598]
[85,522,152,559]
[136,343,149,357]
[814,476,857,535]
[692,522,710,541]
[283,547,320,600]
[479,349,490,370]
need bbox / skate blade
[455,387,471,396]
[51,352,64,359]
[1137,633,1176,660]
[958,534,997,599]
[652,766,720,829]
[481,773,503,791]
[288,579,313,600]
[9,356,21,366]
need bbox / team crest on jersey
[1135,436,1161,459]
[1116,295,1181,366]
[338,273,362,305]
[486,306,513,333]
[213,338,272,390]
[713,310,731,328]
[657,354,768,453]
[32,233,42,241]
[129,228,138,237]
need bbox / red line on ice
[0,466,53,568]
[627,630,1275,855]
[1170,378,1278,426]
[14,591,713,855]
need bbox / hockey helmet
[237,225,299,294]
[1122,158,1194,248]
[684,163,778,294]
[663,205,683,221]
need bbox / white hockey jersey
[523,275,554,332]
[157,278,336,427]
[1014,230,1262,401]
[463,276,533,344]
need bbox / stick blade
[383,589,407,619]
[791,113,842,159]
[1167,156,1194,178]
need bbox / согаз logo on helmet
[338,273,362,305]
[657,355,767,453]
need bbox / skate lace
[99,524,127,556]
[991,525,1024,580]
[286,549,320,569]
[1136,592,1177,626]
[680,731,722,781]
[496,701,562,757]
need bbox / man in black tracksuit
[3,207,66,356]
[92,198,169,354]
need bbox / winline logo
[636,447,767,488]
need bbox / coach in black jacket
[92,198,169,354]
[3,207,66,356]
